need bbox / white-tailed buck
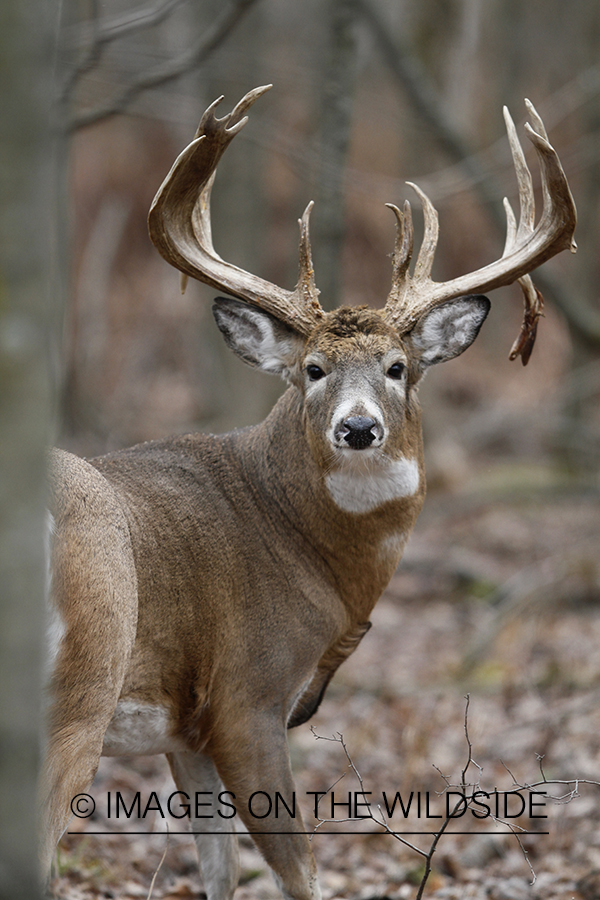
[43,86,576,899]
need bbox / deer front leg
[167,750,240,900]
[209,713,321,900]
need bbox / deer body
[41,87,576,900]
[45,309,431,898]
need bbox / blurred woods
[47,4,600,896]
[56,0,600,490]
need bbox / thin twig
[146,824,169,900]
[460,694,473,788]
[493,817,537,885]
[62,0,188,102]
[68,0,260,131]
[71,0,186,50]
[537,753,547,783]
[310,729,427,857]
[62,0,102,102]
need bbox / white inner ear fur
[326,457,420,514]
[411,299,487,366]
[226,306,297,375]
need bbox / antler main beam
[383,100,577,361]
[148,85,324,335]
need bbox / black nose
[342,416,377,450]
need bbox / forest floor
[49,478,600,900]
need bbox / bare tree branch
[355,0,600,350]
[312,696,600,898]
[71,0,187,49]
[355,0,502,214]
[62,0,101,102]
[68,0,261,132]
[62,0,188,102]
[310,728,428,858]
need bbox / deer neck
[234,387,426,622]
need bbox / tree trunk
[313,0,358,310]
[0,3,58,897]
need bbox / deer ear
[406,295,490,368]
[212,297,304,378]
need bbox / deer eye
[387,362,405,380]
[306,364,326,382]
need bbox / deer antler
[383,100,577,361]
[148,85,324,335]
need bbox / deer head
[147,86,576,514]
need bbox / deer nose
[342,416,378,450]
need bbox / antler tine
[383,101,577,349]
[296,201,322,310]
[502,174,543,366]
[385,184,439,306]
[195,84,266,138]
[503,101,574,364]
[406,181,440,282]
[502,196,517,254]
[503,106,536,239]
[386,200,414,302]
[524,98,548,142]
[148,86,324,336]
[524,117,577,253]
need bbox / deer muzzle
[339,415,380,450]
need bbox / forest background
[2,1,600,898]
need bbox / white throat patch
[326,457,420,514]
